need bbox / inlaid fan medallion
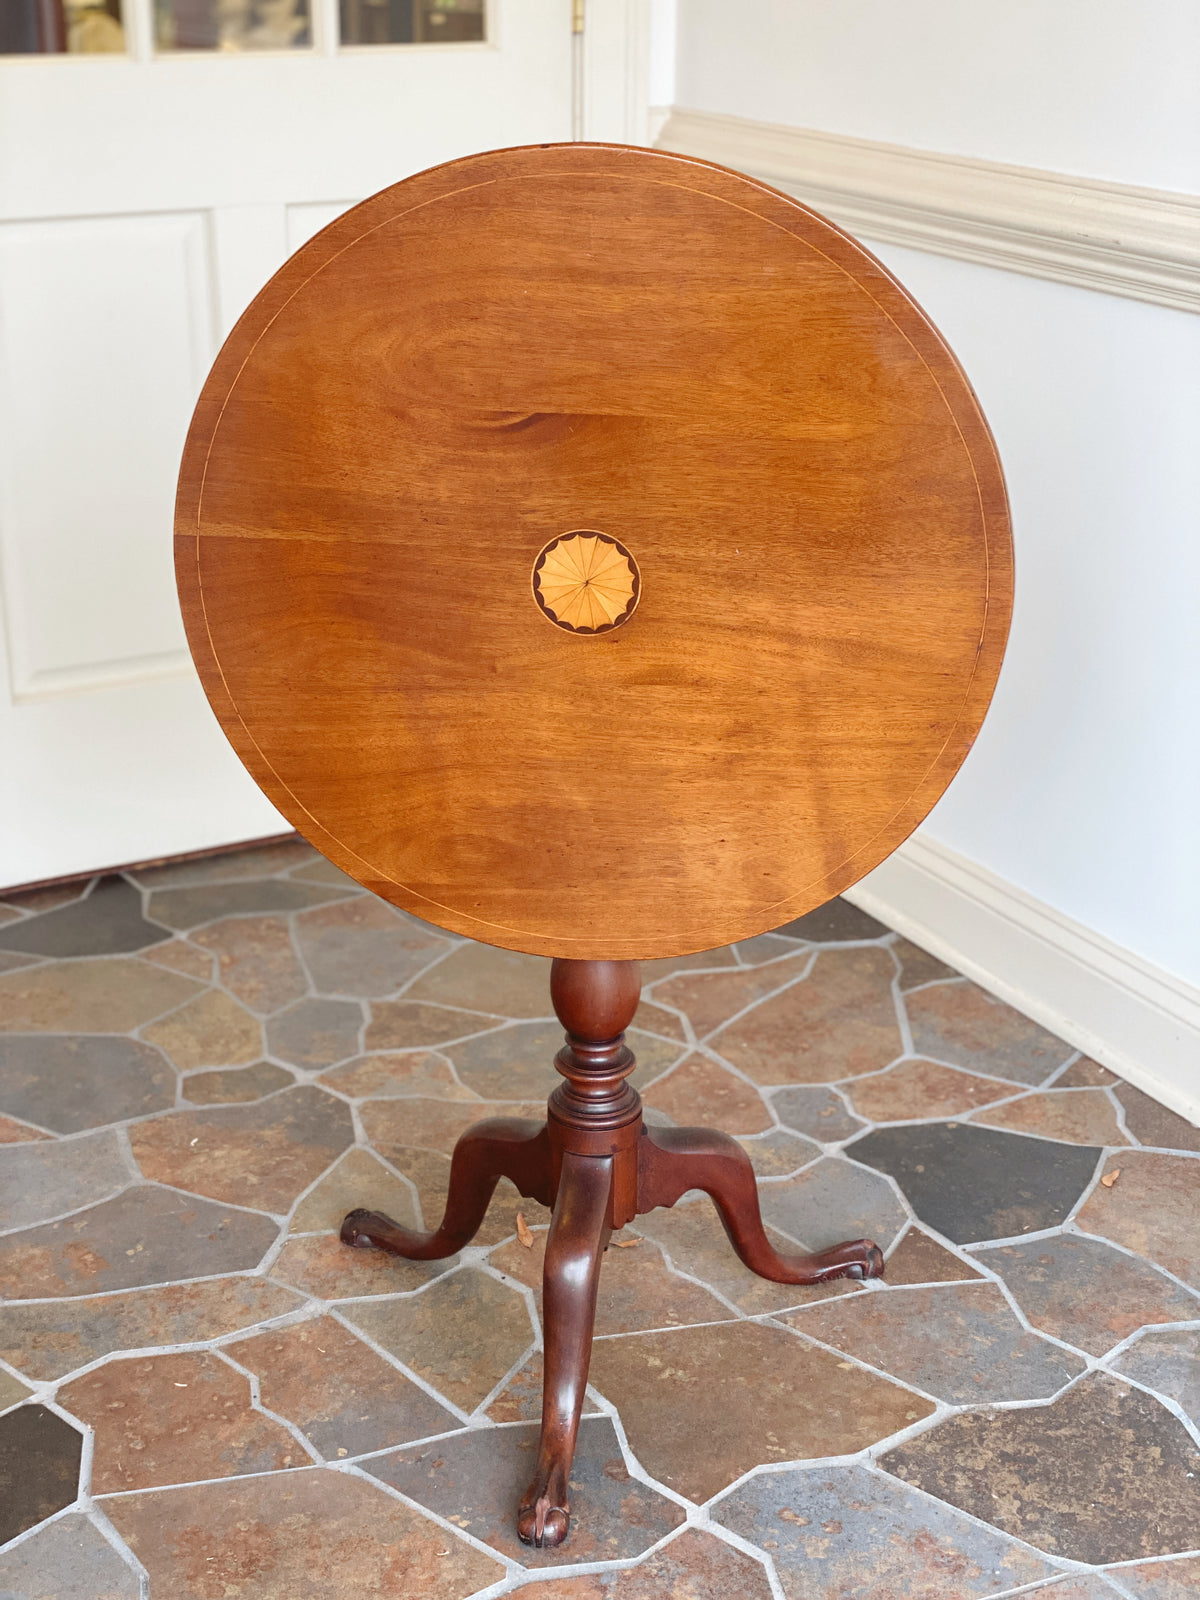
[532,532,640,634]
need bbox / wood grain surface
[176,142,1013,960]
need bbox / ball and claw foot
[517,1491,571,1550]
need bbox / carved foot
[637,1124,886,1285]
[340,1116,551,1261]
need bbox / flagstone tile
[59,1349,302,1492]
[0,1034,177,1136]
[0,1511,140,1599]
[883,1227,983,1285]
[271,1232,448,1298]
[0,877,168,959]
[290,1147,419,1234]
[288,856,363,888]
[318,1050,476,1100]
[0,950,41,975]
[881,1372,1200,1563]
[340,1268,533,1412]
[773,897,890,942]
[294,898,450,998]
[848,1122,1102,1244]
[484,1351,604,1423]
[632,998,688,1042]
[512,1526,775,1597]
[129,1086,353,1214]
[650,956,811,1039]
[1075,1152,1200,1286]
[1058,1056,1120,1087]
[405,944,552,1018]
[361,1096,545,1158]
[377,1143,552,1246]
[1117,1554,1200,1597]
[737,1128,821,1176]
[228,1315,458,1457]
[1,881,89,913]
[1031,1582,1129,1600]
[848,1058,1017,1123]
[757,1155,909,1255]
[734,933,809,965]
[0,1403,83,1544]
[891,936,959,991]
[0,958,202,1033]
[491,1229,734,1336]
[0,1187,279,1298]
[190,915,307,1014]
[0,1130,128,1230]
[1114,1084,1200,1153]
[974,1089,1130,1147]
[0,1114,50,1142]
[265,996,363,1068]
[146,879,346,931]
[1111,1330,1200,1429]
[131,839,317,887]
[906,980,1075,1085]
[182,1061,295,1104]
[588,1321,933,1503]
[139,936,216,980]
[785,1281,1084,1402]
[0,1277,304,1381]
[709,949,902,1085]
[643,1054,773,1134]
[632,1196,866,1314]
[142,989,262,1071]
[368,1414,685,1565]
[639,949,738,982]
[0,1369,30,1412]
[979,1234,1200,1356]
[440,1019,563,1099]
[364,999,504,1051]
[771,1084,865,1142]
[104,1464,505,1598]
[714,1462,1056,1599]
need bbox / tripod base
[341,960,884,1549]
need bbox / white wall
[672,3,1200,997]
[676,0,1200,190]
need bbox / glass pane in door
[1,1,126,54]
[340,0,485,47]
[155,0,311,50]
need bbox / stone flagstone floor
[0,837,1197,1598]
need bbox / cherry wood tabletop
[177,142,1012,960]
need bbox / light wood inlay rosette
[532,532,640,634]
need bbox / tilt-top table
[176,142,1012,1549]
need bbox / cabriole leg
[637,1123,884,1283]
[517,1150,613,1549]
[341,1117,552,1260]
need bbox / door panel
[0,0,647,885]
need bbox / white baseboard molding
[844,833,1200,1127]
[656,108,1200,315]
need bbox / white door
[0,0,648,887]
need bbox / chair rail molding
[656,108,1200,313]
[846,833,1200,1126]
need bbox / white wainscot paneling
[0,211,214,700]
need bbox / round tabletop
[177,143,1012,960]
